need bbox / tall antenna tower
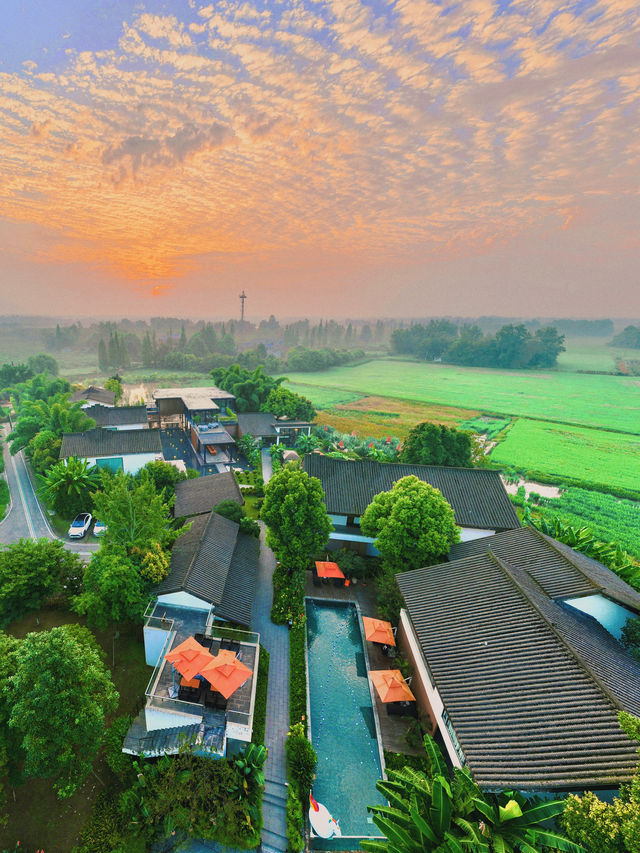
[239,290,247,322]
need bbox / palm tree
[362,737,584,853]
[40,456,101,518]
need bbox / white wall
[458,527,495,542]
[85,451,159,475]
[399,609,463,769]
[564,594,637,640]
[145,706,202,732]
[156,591,212,611]
[114,423,148,431]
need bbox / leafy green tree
[40,456,101,518]
[0,632,24,820]
[98,339,109,371]
[261,462,332,572]
[9,625,118,798]
[8,373,70,409]
[211,364,284,412]
[363,736,583,853]
[361,476,459,571]
[27,353,58,376]
[92,470,173,555]
[214,500,260,538]
[400,422,472,468]
[8,392,95,453]
[0,538,83,626]
[73,550,147,629]
[237,434,262,468]
[26,428,62,473]
[104,376,123,403]
[261,386,316,421]
[0,362,33,390]
[294,433,320,454]
[137,458,188,499]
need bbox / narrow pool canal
[305,599,385,848]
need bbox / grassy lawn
[490,419,640,496]
[556,337,639,373]
[0,609,148,853]
[283,359,640,433]
[315,395,480,440]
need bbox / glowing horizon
[0,0,638,318]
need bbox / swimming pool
[306,599,385,848]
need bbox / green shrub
[102,715,135,781]
[286,722,317,800]
[0,481,9,520]
[286,786,305,853]
[252,645,269,745]
[289,623,307,729]
[376,564,404,625]
[271,563,305,625]
[73,790,136,853]
[383,749,432,775]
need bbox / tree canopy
[392,322,565,369]
[261,386,316,421]
[7,391,95,454]
[9,625,118,798]
[0,538,83,627]
[136,458,193,500]
[360,475,459,571]
[27,353,59,376]
[74,550,147,629]
[210,364,284,412]
[91,470,174,556]
[400,422,472,468]
[261,462,332,572]
[214,500,260,538]
[40,456,101,518]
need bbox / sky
[0,0,638,320]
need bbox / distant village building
[71,385,116,408]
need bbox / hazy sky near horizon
[0,0,638,320]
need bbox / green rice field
[538,488,640,559]
[283,359,640,434]
[491,419,640,495]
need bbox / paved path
[251,524,290,852]
[260,448,273,484]
[0,426,98,556]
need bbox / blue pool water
[306,599,385,845]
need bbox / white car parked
[93,519,107,536]
[68,512,92,539]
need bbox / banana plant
[233,743,267,797]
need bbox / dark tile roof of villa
[237,412,277,438]
[155,512,258,627]
[60,427,162,458]
[83,404,149,427]
[71,385,116,406]
[449,526,640,609]
[397,553,640,790]
[302,453,520,531]
[174,472,244,518]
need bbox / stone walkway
[251,523,290,852]
[261,448,273,484]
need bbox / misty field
[283,359,640,433]
[491,419,640,495]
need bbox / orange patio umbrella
[315,561,345,579]
[165,636,214,681]
[369,669,415,703]
[199,652,253,700]
[362,616,396,647]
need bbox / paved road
[0,426,98,556]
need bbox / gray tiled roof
[155,512,258,627]
[397,553,640,790]
[174,472,244,518]
[71,385,116,406]
[303,453,520,531]
[83,405,148,427]
[60,427,162,458]
[237,412,277,438]
[449,526,640,609]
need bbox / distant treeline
[609,325,640,349]
[392,321,566,369]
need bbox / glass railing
[147,693,205,719]
[207,625,260,646]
